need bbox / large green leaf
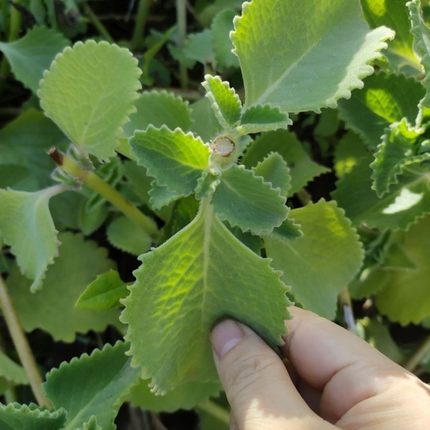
[0,26,69,92]
[212,165,288,235]
[39,41,141,160]
[338,72,425,148]
[130,126,210,196]
[265,200,363,319]
[122,202,289,394]
[8,232,117,342]
[0,186,61,292]
[44,342,139,430]
[0,403,66,430]
[231,0,394,113]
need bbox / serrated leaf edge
[0,401,66,421]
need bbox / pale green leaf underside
[8,232,117,342]
[39,40,141,160]
[0,187,60,292]
[0,26,68,92]
[0,403,66,430]
[232,0,394,113]
[122,202,289,394]
[253,152,291,196]
[212,165,289,235]
[238,105,291,134]
[130,126,210,196]
[44,342,139,430]
[265,200,364,319]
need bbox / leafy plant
[0,0,430,428]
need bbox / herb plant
[0,0,430,428]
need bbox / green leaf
[231,0,394,113]
[0,26,69,92]
[121,202,289,394]
[238,105,291,134]
[123,90,191,137]
[148,182,182,211]
[338,72,425,148]
[203,75,242,128]
[79,417,101,430]
[0,186,61,292]
[265,200,364,319]
[8,232,117,342]
[130,126,210,197]
[44,342,139,430]
[253,152,291,196]
[39,40,141,160]
[184,29,214,64]
[212,165,288,235]
[106,216,151,256]
[334,131,370,178]
[75,270,128,311]
[0,403,66,430]
[212,9,239,69]
[0,351,28,388]
[242,130,329,196]
[128,379,220,412]
[189,98,222,142]
[371,119,430,197]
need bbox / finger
[210,319,335,430]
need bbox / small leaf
[121,202,289,394]
[265,200,364,319]
[212,165,289,235]
[189,98,222,142]
[75,270,128,311]
[202,75,242,128]
[39,40,141,160]
[0,186,61,292]
[106,216,151,256]
[148,182,182,211]
[253,152,291,196]
[0,26,69,92]
[211,9,239,69]
[238,105,291,134]
[0,351,28,387]
[334,131,370,178]
[231,0,394,113]
[44,342,139,430]
[0,403,66,430]
[130,126,210,196]
[8,232,117,342]
[183,29,214,64]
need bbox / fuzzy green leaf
[212,165,289,235]
[203,75,242,128]
[0,186,61,292]
[0,403,66,430]
[44,342,139,430]
[265,200,364,319]
[189,98,222,142]
[106,216,151,256]
[130,126,210,197]
[242,130,329,195]
[231,0,394,113]
[8,232,117,342]
[238,105,291,134]
[184,30,214,64]
[212,9,239,69]
[122,202,289,394]
[0,26,69,92]
[75,270,127,311]
[0,351,28,388]
[371,119,430,197]
[253,152,291,196]
[39,40,141,160]
[338,72,425,148]
[334,131,370,178]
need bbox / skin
[210,306,430,430]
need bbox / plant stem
[405,334,430,373]
[130,0,152,51]
[296,188,312,206]
[197,400,230,425]
[0,275,51,407]
[83,3,113,43]
[176,0,188,88]
[339,288,357,334]
[48,148,159,238]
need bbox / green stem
[339,288,357,334]
[176,0,188,88]
[296,188,312,206]
[83,3,113,43]
[405,334,430,373]
[49,148,159,238]
[0,276,51,408]
[197,401,230,425]
[130,0,152,51]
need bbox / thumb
[210,319,335,430]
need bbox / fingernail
[211,319,244,358]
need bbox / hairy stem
[176,0,188,88]
[83,3,113,42]
[130,0,152,50]
[405,334,430,373]
[49,148,159,238]
[0,275,51,407]
[197,401,230,425]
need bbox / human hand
[210,306,430,430]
